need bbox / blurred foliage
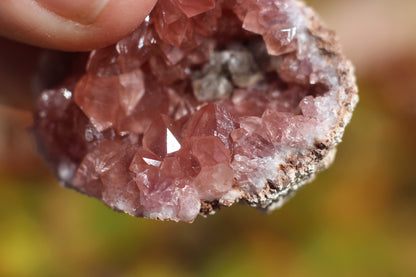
[0,0,415,276]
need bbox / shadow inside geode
[0,37,87,111]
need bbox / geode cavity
[34,0,358,222]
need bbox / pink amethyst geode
[34,0,358,222]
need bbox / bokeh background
[0,0,415,276]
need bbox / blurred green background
[0,0,415,276]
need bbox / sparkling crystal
[142,114,182,159]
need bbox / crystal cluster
[34,0,358,222]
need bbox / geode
[34,0,358,222]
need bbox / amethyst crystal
[34,0,358,222]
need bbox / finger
[0,0,157,51]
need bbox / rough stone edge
[199,1,359,216]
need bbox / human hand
[0,0,157,51]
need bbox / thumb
[0,0,157,51]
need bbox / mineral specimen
[34,0,358,222]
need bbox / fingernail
[36,0,110,25]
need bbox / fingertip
[0,0,158,51]
[85,0,158,50]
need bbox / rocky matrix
[34,0,358,222]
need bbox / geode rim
[222,2,359,214]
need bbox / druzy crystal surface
[34,0,358,222]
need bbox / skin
[0,0,158,51]
[0,0,157,110]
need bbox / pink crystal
[34,0,358,222]
[174,0,216,18]
[184,103,238,148]
[73,140,142,215]
[117,78,169,134]
[231,117,274,159]
[263,26,298,56]
[191,136,230,166]
[142,114,182,159]
[74,74,121,131]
